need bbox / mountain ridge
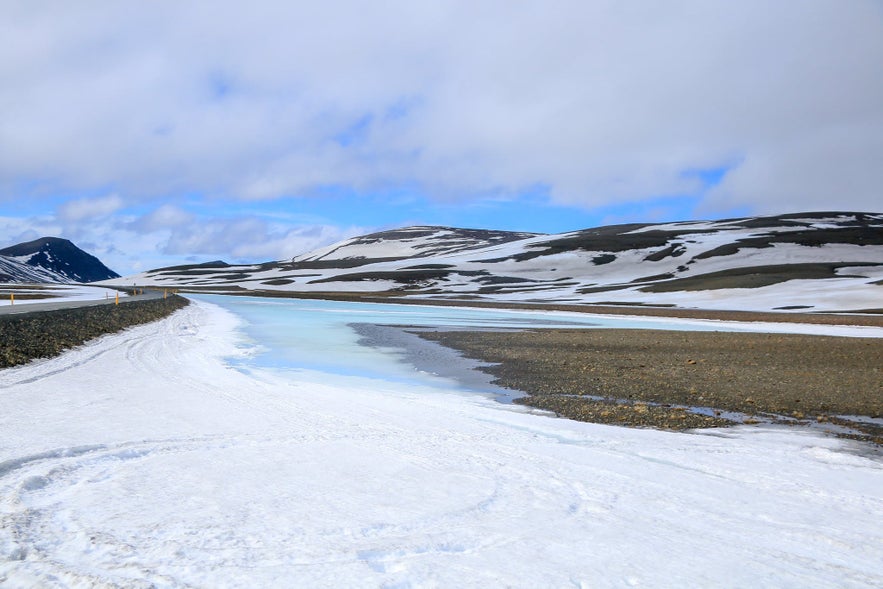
[0,237,119,283]
[104,211,883,313]
[292,225,542,265]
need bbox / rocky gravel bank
[418,328,883,444]
[0,295,189,368]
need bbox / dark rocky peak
[0,236,120,283]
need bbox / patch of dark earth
[0,295,189,368]
[415,327,883,447]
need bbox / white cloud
[2,204,362,276]
[129,204,194,232]
[0,216,62,247]
[235,224,368,262]
[0,0,881,215]
[706,120,883,214]
[162,217,365,262]
[57,194,124,222]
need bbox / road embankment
[0,295,189,368]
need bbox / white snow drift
[1,297,881,587]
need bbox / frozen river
[213,295,743,393]
[1,296,881,587]
[205,294,883,385]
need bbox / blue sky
[1,1,881,275]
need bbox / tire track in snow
[2,419,609,586]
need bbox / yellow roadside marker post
[10,293,13,305]
[115,292,119,305]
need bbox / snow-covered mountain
[0,237,119,283]
[107,212,883,312]
[294,226,540,264]
[0,254,68,284]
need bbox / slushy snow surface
[1,297,881,588]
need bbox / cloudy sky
[1,1,881,275]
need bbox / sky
[1,1,882,275]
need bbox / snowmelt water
[205,294,883,383]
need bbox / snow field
[1,299,882,587]
[0,284,124,307]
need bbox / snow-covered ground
[0,284,123,307]
[1,297,881,587]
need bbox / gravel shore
[418,327,883,444]
[0,295,189,368]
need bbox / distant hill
[0,237,119,283]
[294,226,540,265]
[105,212,883,313]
